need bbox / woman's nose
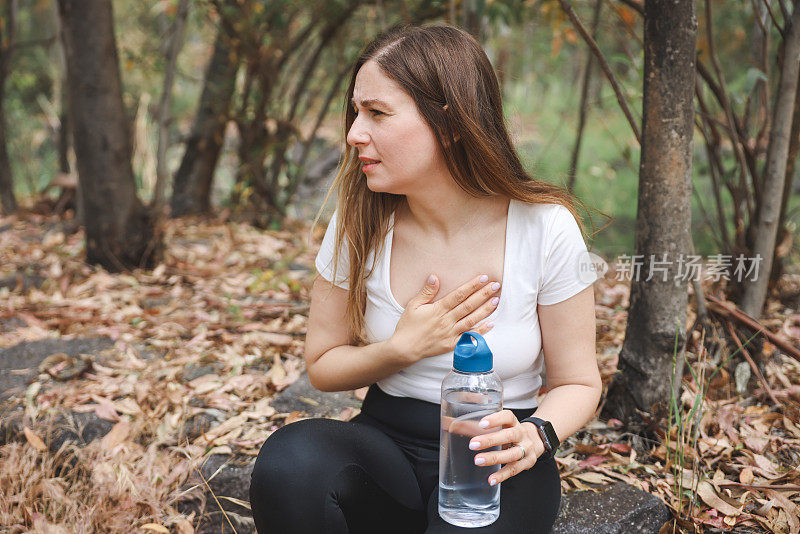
[346,117,369,147]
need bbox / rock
[0,337,161,450]
[178,411,224,442]
[42,411,116,451]
[140,296,171,310]
[193,454,257,534]
[180,364,220,383]
[270,372,361,418]
[0,405,25,446]
[129,341,164,360]
[0,405,115,451]
[186,458,668,534]
[553,482,671,533]
[0,271,47,293]
[0,336,115,400]
[0,315,26,333]
[188,370,363,533]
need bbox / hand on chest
[388,227,507,309]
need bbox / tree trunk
[0,67,16,216]
[0,0,18,215]
[50,0,72,176]
[153,0,190,213]
[601,0,697,430]
[774,68,800,282]
[57,0,160,271]
[740,5,800,319]
[170,24,239,217]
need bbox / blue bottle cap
[453,332,493,373]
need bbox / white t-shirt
[314,198,597,408]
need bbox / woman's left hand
[468,410,546,486]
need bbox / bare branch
[703,0,756,219]
[287,2,360,122]
[762,0,785,36]
[751,0,768,35]
[777,0,791,27]
[694,81,733,251]
[557,0,641,144]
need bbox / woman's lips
[362,161,381,172]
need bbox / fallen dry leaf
[740,467,754,484]
[140,524,170,533]
[3,207,799,533]
[23,426,47,452]
[101,420,131,451]
[697,480,743,517]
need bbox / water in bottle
[438,332,503,527]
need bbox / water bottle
[438,331,503,528]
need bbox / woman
[250,23,601,534]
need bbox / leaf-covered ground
[1,209,799,533]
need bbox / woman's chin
[365,176,389,193]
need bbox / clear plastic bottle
[438,332,503,528]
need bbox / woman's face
[347,59,447,195]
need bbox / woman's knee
[251,419,331,485]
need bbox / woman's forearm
[523,384,603,448]
[307,339,412,392]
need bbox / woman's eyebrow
[351,97,392,109]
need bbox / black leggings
[249,384,561,533]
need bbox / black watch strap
[521,416,560,460]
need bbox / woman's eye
[369,109,383,116]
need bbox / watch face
[529,418,558,451]
[541,422,559,449]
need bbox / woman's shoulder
[513,200,571,227]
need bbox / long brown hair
[312,23,596,346]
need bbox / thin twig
[704,0,757,217]
[7,36,57,52]
[705,294,800,363]
[724,319,782,406]
[751,0,769,35]
[718,482,800,491]
[180,448,238,533]
[557,0,641,144]
[694,93,732,251]
[763,0,786,35]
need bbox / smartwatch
[521,416,560,460]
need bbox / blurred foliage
[2,0,798,263]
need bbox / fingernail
[478,420,489,428]
[486,322,494,329]
[469,441,480,450]
[475,456,485,465]
[489,478,497,486]
[491,297,499,306]
[428,275,436,285]
[491,282,500,291]
[479,274,488,283]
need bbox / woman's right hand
[388,274,501,364]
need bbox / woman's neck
[399,194,510,242]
